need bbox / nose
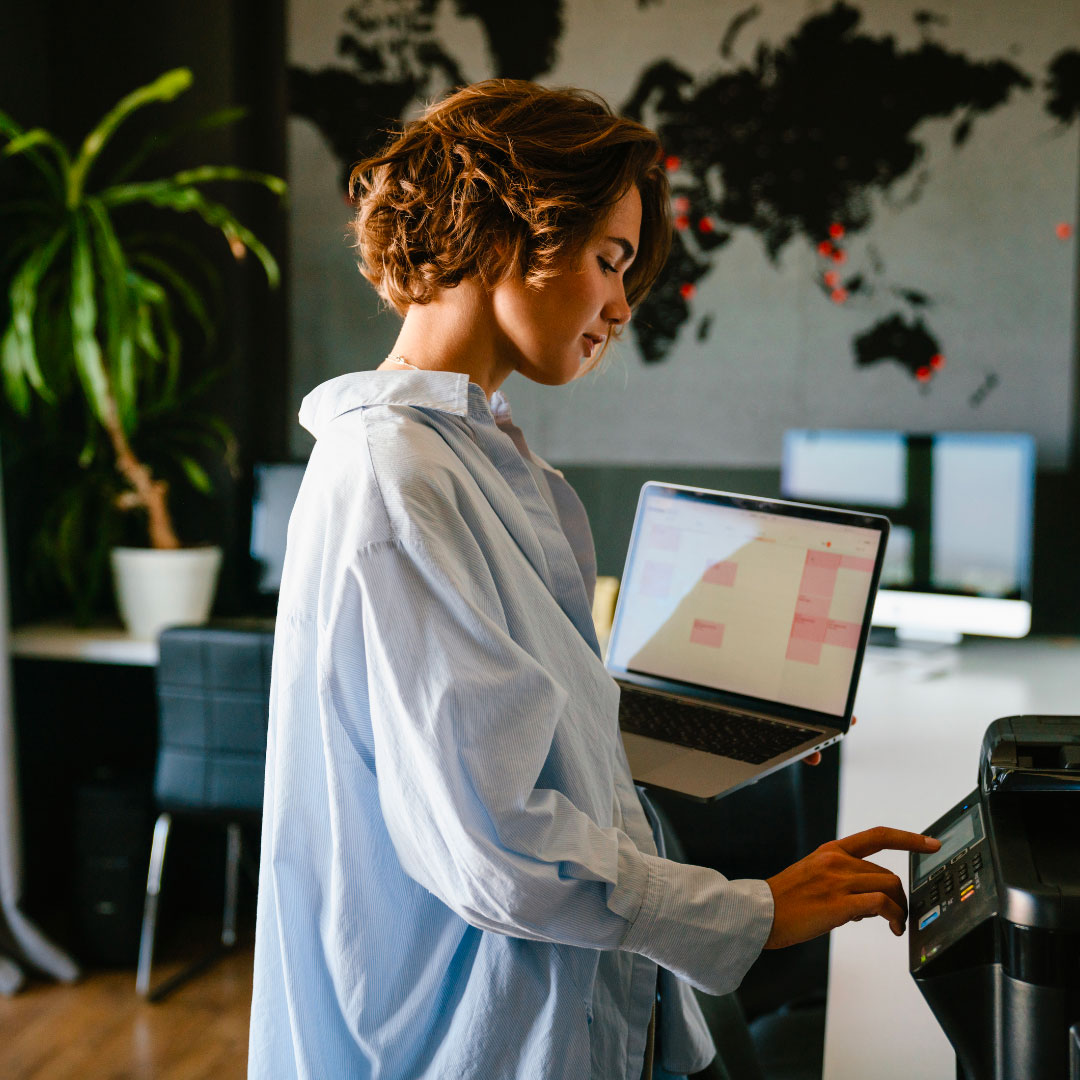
[603,283,632,329]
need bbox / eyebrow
[607,236,636,264]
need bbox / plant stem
[102,396,182,550]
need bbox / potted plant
[0,68,284,638]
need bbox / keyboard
[619,689,820,765]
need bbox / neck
[382,279,516,396]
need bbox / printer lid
[980,716,1080,931]
[981,715,1080,795]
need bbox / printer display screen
[913,802,984,889]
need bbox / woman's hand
[801,714,858,767]
[763,827,940,949]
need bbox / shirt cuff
[618,853,775,996]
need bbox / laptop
[606,482,890,801]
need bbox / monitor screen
[607,486,884,717]
[250,463,306,594]
[781,431,1036,639]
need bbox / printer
[909,715,1080,1079]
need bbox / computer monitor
[250,462,306,595]
[780,431,1036,643]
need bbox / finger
[851,715,858,726]
[802,751,822,766]
[844,891,907,936]
[835,826,941,860]
[844,871,908,916]
[842,857,900,879]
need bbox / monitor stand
[866,626,961,680]
[870,626,963,648]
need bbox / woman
[248,80,938,1080]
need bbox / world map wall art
[286,1,1080,468]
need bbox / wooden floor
[0,942,254,1080]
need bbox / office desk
[823,636,1080,1079]
[10,621,158,666]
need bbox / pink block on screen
[824,619,861,649]
[690,619,725,647]
[796,593,830,618]
[790,614,828,643]
[786,637,822,665]
[703,560,738,586]
[840,555,875,572]
[649,524,680,552]
[806,550,843,569]
[800,565,838,597]
[640,561,674,598]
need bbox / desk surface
[823,636,1080,1079]
[10,622,158,666]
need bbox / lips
[582,333,603,357]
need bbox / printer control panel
[909,791,998,973]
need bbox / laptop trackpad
[621,730,761,800]
[622,731,690,774]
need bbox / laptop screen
[606,484,887,718]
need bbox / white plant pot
[110,546,223,641]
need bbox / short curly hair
[348,80,671,318]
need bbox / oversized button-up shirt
[248,371,774,1080]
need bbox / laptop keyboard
[619,689,821,765]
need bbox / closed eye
[598,257,617,275]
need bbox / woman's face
[491,185,642,386]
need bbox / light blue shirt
[248,371,774,1080]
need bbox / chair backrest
[155,621,275,812]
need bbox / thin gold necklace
[384,354,420,369]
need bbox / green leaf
[150,293,181,403]
[0,108,66,198]
[0,106,23,141]
[4,128,72,170]
[111,105,249,184]
[124,230,224,295]
[130,274,166,305]
[84,197,138,432]
[171,165,287,199]
[67,68,193,205]
[177,454,212,493]
[131,253,215,344]
[128,276,181,408]
[68,212,113,424]
[1,222,69,409]
[100,180,280,287]
[1,326,31,414]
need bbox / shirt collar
[299,370,496,438]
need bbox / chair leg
[222,823,241,947]
[136,811,173,997]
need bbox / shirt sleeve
[334,526,774,995]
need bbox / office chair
[136,620,274,1000]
